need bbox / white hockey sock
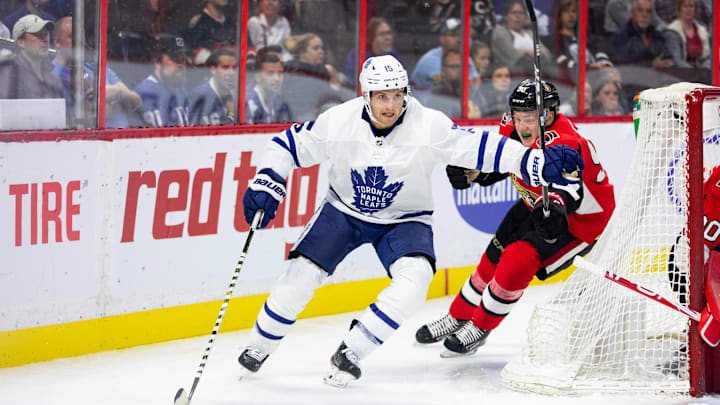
[247,256,327,354]
[459,275,485,307]
[344,256,434,359]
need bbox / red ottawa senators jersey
[499,112,616,243]
[703,166,720,251]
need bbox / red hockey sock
[472,241,541,331]
[449,254,496,320]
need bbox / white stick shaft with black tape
[174,210,265,405]
[524,0,549,217]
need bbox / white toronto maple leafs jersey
[259,96,531,225]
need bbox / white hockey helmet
[359,55,410,123]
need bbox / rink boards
[0,121,634,367]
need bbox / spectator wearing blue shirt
[410,18,478,90]
[51,17,143,128]
[189,48,237,125]
[245,50,290,124]
[134,35,192,127]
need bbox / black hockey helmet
[509,79,560,113]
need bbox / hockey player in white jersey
[238,55,584,387]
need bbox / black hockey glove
[446,165,473,189]
[531,192,569,241]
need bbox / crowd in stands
[0,0,715,130]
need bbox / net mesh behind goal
[501,83,720,395]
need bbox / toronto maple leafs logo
[351,167,403,213]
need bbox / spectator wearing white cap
[3,0,57,43]
[0,14,62,99]
[410,18,479,90]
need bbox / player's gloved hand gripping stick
[174,210,265,405]
[243,168,287,229]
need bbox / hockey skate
[323,343,361,388]
[415,313,468,344]
[238,346,268,377]
[441,322,490,358]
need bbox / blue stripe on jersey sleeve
[270,129,301,168]
[493,135,507,172]
[476,131,489,170]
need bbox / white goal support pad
[501,83,720,395]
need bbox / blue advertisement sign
[452,177,519,233]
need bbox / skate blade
[323,367,357,388]
[238,366,254,381]
[440,347,478,358]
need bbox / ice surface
[1,284,718,405]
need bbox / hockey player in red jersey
[415,79,616,355]
[698,166,720,346]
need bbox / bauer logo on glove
[521,144,584,187]
[243,168,287,229]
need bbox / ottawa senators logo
[535,130,560,148]
[510,174,538,206]
[500,112,513,127]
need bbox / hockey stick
[523,0,550,218]
[573,256,701,322]
[174,210,265,405]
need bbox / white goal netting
[502,83,720,394]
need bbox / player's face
[256,61,284,95]
[369,89,404,129]
[212,55,237,92]
[513,110,540,147]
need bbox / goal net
[502,83,720,395]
